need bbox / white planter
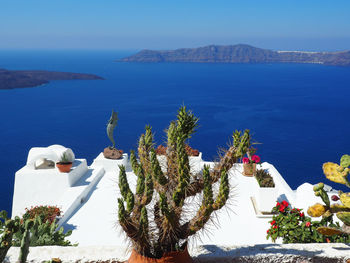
[256,187,278,213]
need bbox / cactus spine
[307,154,350,236]
[117,106,251,258]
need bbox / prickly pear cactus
[307,154,350,236]
[307,203,327,217]
[117,106,251,258]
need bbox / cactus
[308,154,350,237]
[339,192,350,208]
[0,211,21,263]
[307,203,327,217]
[322,162,350,186]
[340,154,350,168]
[316,226,346,236]
[18,219,35,263]
[117,106,251,258]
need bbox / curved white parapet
[26,145,75,169]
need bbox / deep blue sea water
[1,49,350,215]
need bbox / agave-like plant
[117,106,251,258]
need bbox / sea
[1,49,350,215]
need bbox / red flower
[281,200,289,207]
[267,229,270,234]
[242,157,250,164]
[305,222,311,227]
[273,225,278,229]
[279,206,286,212]
[276,202,281,207]
[251,155,261,163]
[299,212,304,217]
[270,220,276,225]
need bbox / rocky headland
[0,69,103,90]
[119,44,350,66]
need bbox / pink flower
[251,155,261,163]
[305,222,311,227]
[242,157,250,164]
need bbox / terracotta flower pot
[127,247,193,263]
[56,162,72,173]
[243,163,256,177]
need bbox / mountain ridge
[119,44,350,66]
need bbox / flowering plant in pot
[56,152,73,173]
[117,106,251,263]
[255,169,277,212]
[242,154,261,176]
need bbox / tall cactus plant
[0,211,21,263]
[117,106,251,258]
[307,154,350,236]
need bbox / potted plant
[56,152,73,173]
[255,168,277,213]
[242,154,260,176]
[117,106,251,263]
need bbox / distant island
[119,44,350,66]
[0,69,103,90]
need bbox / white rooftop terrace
[11,145,336,248]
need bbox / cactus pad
[317,226,345,236]
[322,162,348,185]
[307,203,327,217]
[340,192,350,208]
[336,212,350,226]
[340,154,350,168]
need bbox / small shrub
[22,206,61,224]
[0,207,75,247]
[256,169,275,188]
[267,201,350,243]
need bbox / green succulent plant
[255,169,275,188]
[117,106,251,258]
[58,152,73,164]
[307,154,350,237]
[0,208,74,263]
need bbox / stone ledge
[4,243,350,263]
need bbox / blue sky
[1,0,350,50]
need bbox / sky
[1,0,350,51]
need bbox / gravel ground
[4,243,350,263]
